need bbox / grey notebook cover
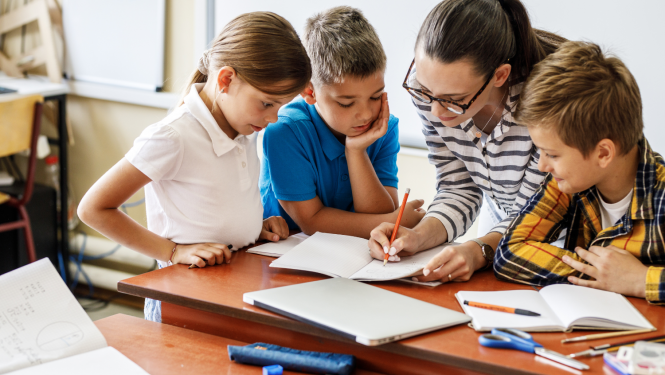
[243,278,470,346]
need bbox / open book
[270,232,448,284]
[456,285,654,332]
[0,259,148,375]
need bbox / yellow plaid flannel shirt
[495,138,665,304]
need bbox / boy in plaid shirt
[495,41,665,304]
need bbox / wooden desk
[118,248,665,375]
[95,313,381,375]
[0,74,70,280]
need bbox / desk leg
[56,95,69,282]
[161,302,482,375]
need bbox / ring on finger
[448,274,452,282]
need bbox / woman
[369,0,566,282]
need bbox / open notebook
[270,232,449,284]
[456,284,654,332]
[0,259,147,375]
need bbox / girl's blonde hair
[179,12,311,104]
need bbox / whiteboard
[216,1,665,152]
[63,0,166,91]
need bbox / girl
[369,0,566,282]
[78,12,311,322]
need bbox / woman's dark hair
[416,0,566,81]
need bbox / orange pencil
[385,188,410,266]
[464,300,541,316]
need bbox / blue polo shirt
[260,97,400,229]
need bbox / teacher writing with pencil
[368,0,566,283]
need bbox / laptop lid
[243,278,470,346]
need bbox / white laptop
[243,278,470,346]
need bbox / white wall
[523,0,665,155]
[216,1,665,153]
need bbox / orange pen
[464,300,541,316]
[385,188,410,266]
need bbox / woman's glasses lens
[446,104,464,115]
[407,88,431,103]
[406,88,465,115]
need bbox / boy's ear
[494,63,512,88]
[300,82,317,105]
[596,138,616,168]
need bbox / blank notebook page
[539,284,654,329]
[270,232,372,278]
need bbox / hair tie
[198,49,211,76]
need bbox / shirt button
[237,148,242,154]
[341,174,348,181]
[242,162,246,168]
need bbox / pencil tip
[189,264,196,269]
[383,259,387,267]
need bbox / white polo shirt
[126,83,263,267]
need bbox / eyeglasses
[402,58,495,115]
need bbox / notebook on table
[269,232,452,286]
[0,259,148,374]
[244,277,471,346]
[456,284,655,332]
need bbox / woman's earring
[220,88,224,93]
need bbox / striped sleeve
[494,176,583,286]
[419,105,483,242]
[491,145,547,234]
[646,267,665,304]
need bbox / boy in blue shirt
[260,6,424,245]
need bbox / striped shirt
[412,67,547,241]
[495,138,665,305]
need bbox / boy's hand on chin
[562,245,648,298]
[345,92,390,152]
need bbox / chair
[0,94,44,264]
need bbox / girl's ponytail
[179,12,311,106]
[416,0,565,81]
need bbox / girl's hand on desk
[260,216,289,242]
[173,243,233,267]
[412,242,483,283]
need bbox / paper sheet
[7,347,148,375]
[246,232,310,257]
[270,232,373,278]
[0,259,108,374]
[350,246,445,281]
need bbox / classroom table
[0,74,70,280]
[118,243,665,375]
[95,313,383,375]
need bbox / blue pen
[479,328,589,371]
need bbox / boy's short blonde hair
[515,41,643,156]
[304,6,386,86]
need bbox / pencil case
[227,342,355,375]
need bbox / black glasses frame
[402,58,495,115]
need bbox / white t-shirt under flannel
[126,83,263,269]
[409,66,547,241]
